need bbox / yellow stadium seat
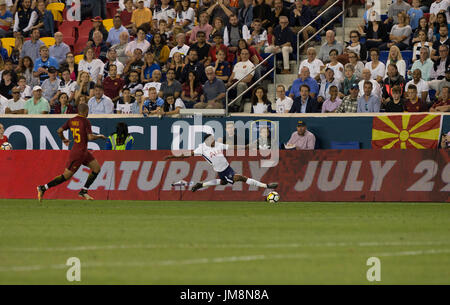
[40,37,56,47]
[103,19,114,31]
[46,3,65,22]
[1,37,15,57]
[74,54,84,64]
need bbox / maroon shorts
[66,150,95,172]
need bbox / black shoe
[78,189,94,200]
[37,185,46,202]
[191,182,203,192]
[267,183,278,189]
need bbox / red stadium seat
[58,21,79,39]
[77,20,93,40]
[63,36,76,52]
[106,2,119,19]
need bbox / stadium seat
[330,141,360,149]
[380,14,388,22]
[1,37,15,56]
[429,89,436,101]
[63,36,76,52]
[401,50,413,64]
[103,19,114,31]
[106,2,119,19]
[47,3,65,22]
[379,51,389,64]
[58,21,79,39]
[40,37,56,47]
[74,54,84,64]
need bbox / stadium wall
[1,150,448,202]
[1,114,450,150]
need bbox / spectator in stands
[365,48,385,82]
[410,46,434,80]
[206,0,235,27]
[431,25,449,60]
[169,32,190,58]
[358,68,382,98]
[149,32,170,67]
[153,0,176,29]
[126,29,150,58]
[116,87,137,114]
[49,32,70,66]
[103,64,125,105]
[17,76,32,100]
[181,71,203,108]
[91,31,109,63]
[285,120,315,150]
[190,31,211,65]
[382,85,406,112]
[78,47,104,84]
[180,49,206,84]
[318,30,344,63]
[20,28,44,62]
[317,68,341,104]
[430,0,450,21]
[13,0,37,37]
[382,63,406,104]
[143,69,162,96]
[242,19,268,55]
[59,52,78,82]
[347,51,364,80]
[33,45,59,84]
[169,52,185,81]
[357,81,380,112]
[88,84,114,114]
[51,92,75,114]
[208,33,229,64]
[270,0,289,29]
[253,0,271,29]
[290,84,319,113]
[340,63,359,98]
[430,85,450,112]
[88,17,108,44]
[360,18,389,51]
[120,0,134,34]
[74,71,95,101]
[41,66,60,105]
[4,86,25,114]
[190,11,213,44]
[275,84,293,113]
[322,85,342,113]
[125,49,145,78]
[299,47,323,81]
[33,0,54,37]
[265,16,294,74]
[385,0,411,29]
[429,45,449,89]
[56,69,76,104]
[412,30,433,63]
[24,85,49,114]
[412,17,434,43]
[250,86,273,114]
[227,48,254,111]
[345,30,367,62]
[223,14,243,55]
[404,84,428,112]
[107,15,128,47]
[434,68,450,97]
[143,87,164,115]
[289,66,319,99]
[324,49,344,82]
[384,46,406,79]
[112,31,130,66]
[440,131,450,148]
[175,0,195,31]
[208,17,225,44]
[212,49,231,83]
[2,59,17,83]
[104,49,124,79]
[159,94,186,116]
[289,0,315,46]
[132,0,153,31]
[159,68,182,100]
[0,0,13,38]
[156,19,172,44]
[197,66,226,109]
[431,12,450,40]
[408,0,424,31]
[336,83,359,113]
[406,69,430,103]
[141,52,161,85]
[0,70,15,99]
[10,34,24,65]
[238,0,253,27]
[382,12,413,51]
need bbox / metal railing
[296,0,345,64]
[226,53,276,116]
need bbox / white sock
[44,184,49,190]
[202,179,222,187]
[246,178,267,188]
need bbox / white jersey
[193,142,230,173]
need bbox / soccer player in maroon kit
[37,104,107,201]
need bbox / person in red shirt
[37,103,107,202]
[430,86,450,112]
[0,123,8,146]
[207,33,232,64]
[404,84,428,112]
[103,64,125,104]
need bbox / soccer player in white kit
[165,133,278,192]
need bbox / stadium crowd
[0,0,448,116]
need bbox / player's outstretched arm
[164,151,194,160]
[88,134,108,141]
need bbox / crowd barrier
[1,150,448,202]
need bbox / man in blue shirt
[88,85,114,114]
[33,45,59,84]
[289,66,319,99]
[143,87,164,116]
[106,15,127,46]
[357,81,381,113]
[289,84,319,113]
[0,0,13,38]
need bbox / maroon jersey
[61,115,92,153]
[404,98,428,112]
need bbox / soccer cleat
[191,182,203,192]
[267,182,278,189]
[37,185,46,202]
[78,189,94,200]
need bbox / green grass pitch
[1,199,450,284]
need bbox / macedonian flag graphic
[372,114,442,149]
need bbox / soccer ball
[266,191,280,203]
[1,142,12,150]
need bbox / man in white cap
[24,86,50,114]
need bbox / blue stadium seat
[429,89,436,101]
[330,141,360,149]
[379,51,389,64]
[381,14,388,22]
[401,50,413,68]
